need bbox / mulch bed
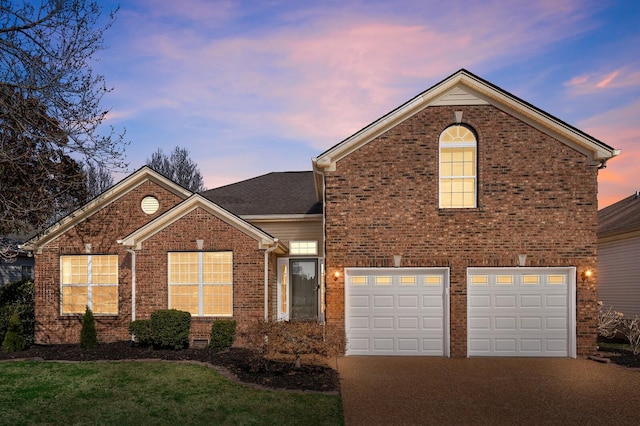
[592,348,640,369]
[0,341,340,393]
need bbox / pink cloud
[565,68,640,94]
[579,101,640,208]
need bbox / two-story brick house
[25,69,619,357]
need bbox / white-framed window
[60,255,118,315]
[439,124,477,208]
[289,241,318,256]
[168,251,233,317]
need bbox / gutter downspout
[126,248,137,338]
[264,239,279,322]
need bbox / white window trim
[167,251,233,317]
[59,254,118,315]
[439,125,477,209]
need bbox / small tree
[79,306,99,350]
[146,146,206,192]
[2,310,26,353]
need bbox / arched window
[439,124,477,208]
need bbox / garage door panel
[345,268,449,356]
[520,317,542,330]
[373,295,394,308]
[349,295,370,308]
[398,339,419,352]
[373,317,394,329]
[398,295,419,308]
[469,295,491,308]
[495,317,517,330]
[469,317,491,331]
[520,339,542,353]
[398,316,419,330]
[546,295,567,308]
[423,295,444,307]
[350,316,370,329]
[468,267,575,357]
[546,317,567,330]
[520,295,542,308]
[423,317,444,330]
[495,339,517,352]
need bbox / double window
[168,252,233,317]
[60,255,118,315]
[439,124,477,208]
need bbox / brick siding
[34,180,273,348]
[324,105,599,357]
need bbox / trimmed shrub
[79,306,99,350]
[0,279,35,347]
[129,319,153,347]
[2,310,26,353]
[150,309,191,349]
[209,320,236,351]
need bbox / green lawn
[0,361,344,426]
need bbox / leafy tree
[0,1,127,260]
[146,146,206,192]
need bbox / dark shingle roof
[201,171,322,216]
[598,193,640,238]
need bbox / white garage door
[467,267,576,358]
[345,268,450,356]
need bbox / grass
[0,361,344,426]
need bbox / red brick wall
[34,180,185,344]
[324,105,599,357]
[135,207,268,347]
[34,179,274,348]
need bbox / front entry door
[290,259,318,320]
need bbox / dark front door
[290,259,318,320]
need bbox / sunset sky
[96,0,639,208]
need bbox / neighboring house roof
[598,192,640,240]
[22,166,193,252]
[201,171,322,216]
[120,194,286,253]
[312,68,620,198]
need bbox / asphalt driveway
[337,357,640,426]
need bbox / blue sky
[95,0,639,207]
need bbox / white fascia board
[23,166,192,251]
[313,70,618,169]
[460,78,619,162]
[120,194,278,250]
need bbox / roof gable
[313,69,619,178]
[23,166,193,251]
[120,194,284,251]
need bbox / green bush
[2,310,26,353]
[0,279,35,347]
[209,319,236,351]
[79,306,99,350]
[129,319,153,346]
[150,309,191,349]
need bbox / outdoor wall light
[581,269,593,284]
[333,271,340,281]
